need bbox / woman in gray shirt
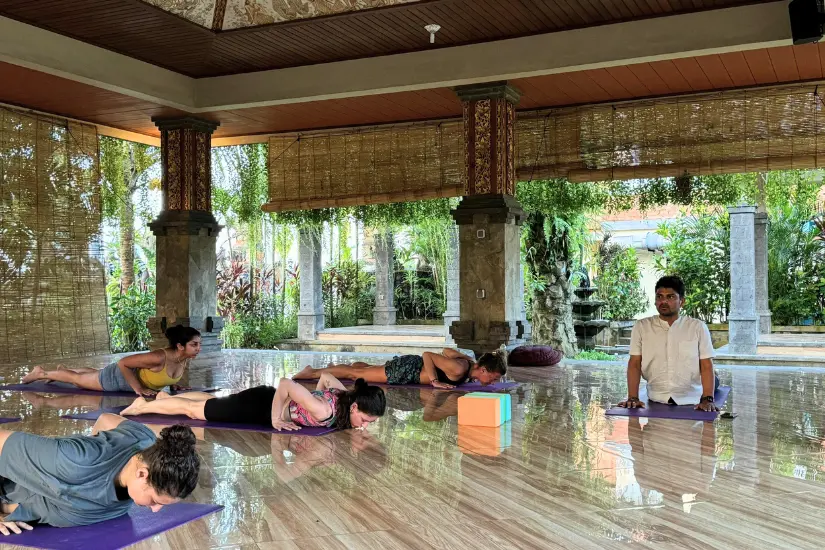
[0,414,200,535]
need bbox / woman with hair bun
[293,348,508,389]
[120,374,386,432]
[0,416,199,535]
[21,325,201,397]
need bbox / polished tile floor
[2,351,825,549]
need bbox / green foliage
[594,236,648,321]
[271,208,352,228]
[406,217,454,312]
[99,137,159,221]
[768,203,825,325]
[654,210,731,323]
[108,286,155,353]
[574,350,616,361]
[323,259,375,327]
[353,199,455,229]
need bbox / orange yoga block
[458,423,513,457]
[457,392,509,427]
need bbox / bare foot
[156,391,172,400]
[121,397,148,416]
[22,366,45,384]
[293,365,317,380]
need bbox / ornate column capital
[454,81,521,197]
[152,116,220,213]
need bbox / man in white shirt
[618,276,719,412]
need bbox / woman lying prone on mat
[0,415,199,535]
[22,325,201,397]
[292,348,508,389]
[120,373,386,432]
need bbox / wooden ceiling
[3,42,823,140]
[0,0,766,77]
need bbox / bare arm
[271,378,332,430]
[316,372,347,392]
[91,413,128,436]
[118,350,164,396]
[618,356,645,408]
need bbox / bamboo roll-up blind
[0,107,109,363]
[265,120,465,211]
[265,84,825,211]
[516,84,825,183]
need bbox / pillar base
[758,312,772,335]
[728,315,759,355]
[450,319,522,357]
[372,307,397,326]
[298,313,325,341]
[443,310,460,343]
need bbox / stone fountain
[572,277,609,350]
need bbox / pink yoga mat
[0,382,220,397]
[62,406,337,436]
[3,502,222,550]
[605,386,731,421]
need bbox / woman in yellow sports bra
[22,325,201,397]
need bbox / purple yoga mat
[62,406,337,436]
[4,502,222,550]
[0,381,220,397]
[335,379,520,392]
[0,417,21,424]
[605,386,731,421]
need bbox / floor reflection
[2,351,825,548]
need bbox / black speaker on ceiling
[790,0,825,45]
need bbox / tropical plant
[768,204,825,325]
[108,285,155,352]
[594,235,648,321]
[654,209,731,323]
[323,259,375,327]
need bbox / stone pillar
[519,258,531,342]
[443,224,460,343]
[297,228,324,340]
[372,229,397,325]
[754,212,771,334]
[727,205,758,355]
[450,82,527,356]
[147,116,223,353]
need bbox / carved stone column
[372,229,397,325]
[147,117,223,353]
[449,82,527,356]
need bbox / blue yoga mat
[605,386,732,421]
[2,502,222,550]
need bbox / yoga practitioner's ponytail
[333,378,386,430]
[140,424,200,498]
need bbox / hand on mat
[695,401,719,412]
[617,397,645,409]
[0,521,33,536]
[272,419,301,431]
[431,380,456,389]
[138,388,158,399]
[170,384,190,393]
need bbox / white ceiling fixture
[424,24,441,44]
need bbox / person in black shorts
[292,348,508,389]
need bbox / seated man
[618,276,719,412]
